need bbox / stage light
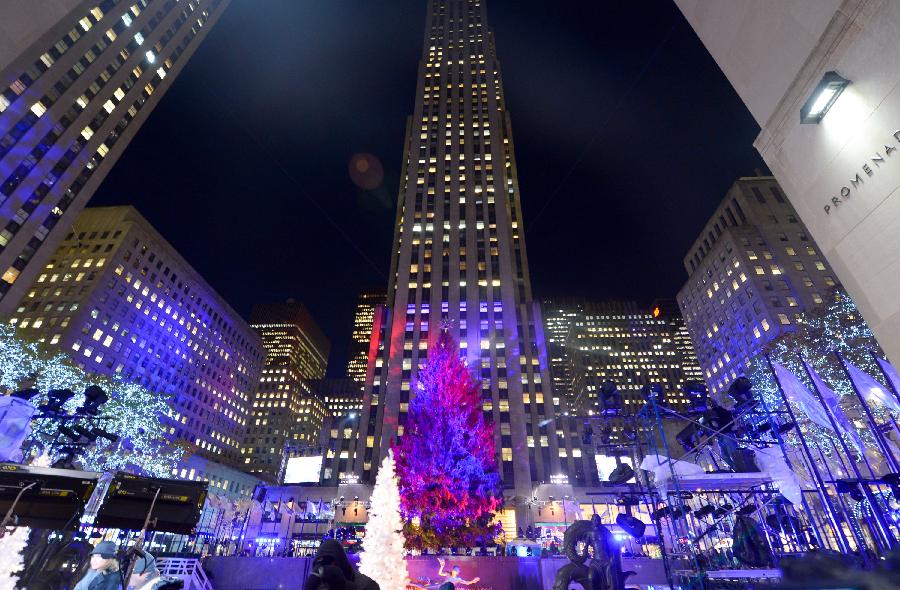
[599,381,622,413]
[683,380,709,412]
[71,425,98,441]
[608,464,635,485]
[694,504,715,519]
[641,383,665,403]
[77,385,108,416]
[616,495,641,507]
[11,388,39,400]
[728,377,754,405]
[737,504,758,516]
[800,71,850,124]
[713,504,733,519]
[41,389,75,415]
[92,428,120,443]
[58,425,87,443]
[615,513,646,539]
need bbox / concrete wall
[202,555,669,590]
[675,0,841,125]
[0,0,85,73]
[676,0,900,365]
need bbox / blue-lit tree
[747,289,888,453]
[0,324,181,476]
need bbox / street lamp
[801,71,850,124]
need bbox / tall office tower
[677,176,841,396]
[10,205,263,467]
[0,0,229,316]
[244,300,329,482]
[543,301,582,405]
[349,0,579,499]
[310,377,364,485]
[346,289,386,390]
[651,298,703,385]
[544,299,701,419]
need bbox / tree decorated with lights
[394,327,502,550]
[747,289,888,455]
[358,450,408,590]
[0,324,180,476]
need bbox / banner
[876,357,900,400]
[803,362,866,456]
[845,360,900,414]
[771,361,835,432]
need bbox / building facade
[10,205,263,467]
[347,0,580,502]
[243,300,329,482]
[675,0,900,367]
[345,289,386,390]
[543,299,703,417]
[311,377,364,486]
[0,0,229,316]
[676,176,840,395]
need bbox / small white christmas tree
[0,526,29,590]
[359,450,409,590]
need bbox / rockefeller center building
[346,289,386,390]
[342,0,581,501]
[243,300,330,483]
[0,0,229,317]
[9,205,263,468]
[677,176,841,395]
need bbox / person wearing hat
[127,551,163,590]
[74,541,123,590]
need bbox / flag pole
[799,354,898,549]
[763,353,851,553]
[835,351,900,472]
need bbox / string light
[0,324,181,476]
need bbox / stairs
[157,557,214,590]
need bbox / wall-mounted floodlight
[800,71,849,124]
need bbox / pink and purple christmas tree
[394,327,502,550]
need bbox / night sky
[91,0,765,375]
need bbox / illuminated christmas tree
[358,450,408,590]
[0,324,180,476]
[394,328,502,550]
[747,289,888,453]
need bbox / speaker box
[94,472,207,534]
[0,463,100,529]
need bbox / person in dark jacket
[303,564,349,590]
[309,539,380,590]
[73,541,123,590]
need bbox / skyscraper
[349,0,578,499]
[10,205,263,467]
[543,299,703,418]
[677,176,841,395]
[346,289,386,390]
[244,300,330,482]
[0,0,229,316]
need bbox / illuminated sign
[339,473,360,485]
[283,455,323,484]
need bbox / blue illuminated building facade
[10,205,263,468]
[0,0,229,317]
